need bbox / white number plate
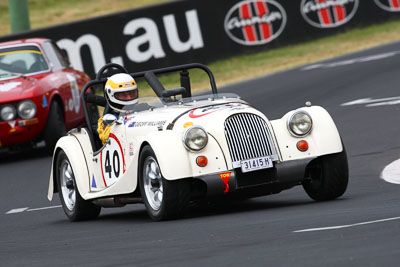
[241,156,273,173]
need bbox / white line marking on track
[27,205,62,212]
[381,159,400,184]
[294,216,400,233]
[302,50,400,71]
[341,96,400,107]
[6,205,62,215]
[6,207,29,214]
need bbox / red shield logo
[219,172,232,193]
[301,0,359,28]
[224,0,287,46]
[375,0,400,12]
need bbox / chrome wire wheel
[143,156,163,211]
[60,159,76,211]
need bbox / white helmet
[105,73,138,112]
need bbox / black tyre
[43,101,66,153]
[139,145,190,221]
[56,150,101,221]
[303,146,349,201]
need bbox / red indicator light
[196,156,208,167]
[297,140,309,152]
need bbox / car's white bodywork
[48,94,342,201]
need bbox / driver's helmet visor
[114,89,138,101]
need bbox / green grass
[0,0,173,36]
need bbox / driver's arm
[97,117,112,145]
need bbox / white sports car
[48,63,348,221]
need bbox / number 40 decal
[100,134,125,187]
[104,150,120,178]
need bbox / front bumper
[194,158,314,198]
[0,118,43,148]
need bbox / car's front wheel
[56,150,101,221]
[303,146,349,201]
[139,145,190,221]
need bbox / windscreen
[0,45,49,79]
[120,93,243,115]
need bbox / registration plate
[241,156,273,173]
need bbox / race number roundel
[100,133,125,187]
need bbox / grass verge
[0,0,173,36]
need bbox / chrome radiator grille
[224,113,278,168]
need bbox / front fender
[270,105,343,162]
[48,134,90,201]
[142,130,229,180]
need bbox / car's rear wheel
[56,150,101,221]
[303,146,349,201]
[43,101,66,153]
[139,145,190,221]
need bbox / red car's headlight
[0,104,17,121]
[17,100,37,120]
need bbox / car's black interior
[0,61,28,75]
[0,52,48,75]
[82,63,218,152]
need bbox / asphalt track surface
[1,41,400,267]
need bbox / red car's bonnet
[0,77,39,103]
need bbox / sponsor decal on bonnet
[132,120,166,127]
[189,103,249,118]
[224,0,287,46]
[301,0,359,28]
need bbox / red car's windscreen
[0,45,49,79]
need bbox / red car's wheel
[43,101,66,153]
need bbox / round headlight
[183,126,208,152]
[17,100,37,119]
[0,105,17,121]
[288,111,313,137]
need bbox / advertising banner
[0,1,399,78]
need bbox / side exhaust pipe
[92,196,142,208]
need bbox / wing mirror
[102,114,118,126]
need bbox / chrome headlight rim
[17,100,37,120]
[0,104,17,121]
[182,125,209,152]
[287,111,313,137]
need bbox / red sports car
[0,38,91,152]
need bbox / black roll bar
[81,63,219,150]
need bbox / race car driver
[98,73,138,145]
